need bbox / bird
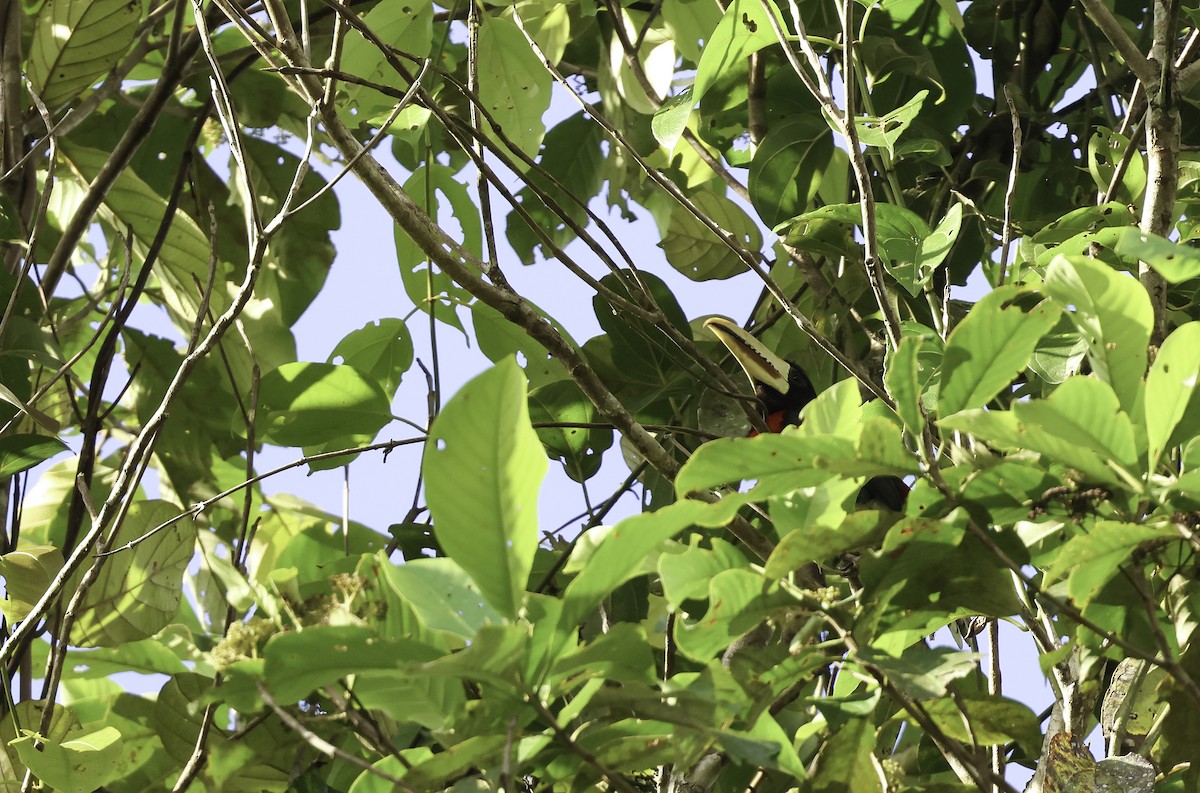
[703,317,908,511]
[704,317,987,642]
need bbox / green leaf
[264,625,441,703]
[238,137,338,329]
[424,358,546,619]
[659,539,749,606]
[808,717,882,793]
[1110,227,1200,283]
[0,433,68,476]
[660,192,760,281]
[920,694,1041,753]
[1045,521,1178,606]
[1031,202,1136,246]
[1087,126,1146,201]
[606,9,676,115]
[559,498,741,631]
[60,145,227,335]
[61,639,188,679]
[676,433,853,494]
[328,318,414,399]
[256,362,392,448]
[693,0,787,102]
[382,556,502,640]
[528,379,613,482]
[938,289,1061,416]
[507,112,606,264]
[12,725,123,793]
[0,544,63,623]
[337,0,433,123]
[1146,322,1200,469]
[1043,254,1151,413]
[886,336,925,435]
[471,300,570,389]
[749,116,833,228]
[857,645,979,700]
[477,16,552,160]
[853,90,929,158]
[764,510,893,579]
[675,568,788,660]
[28,0,140,108]
[919,201,963,273]
[70,500,194,647]
[651,87,694,151]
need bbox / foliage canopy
[3,0,1200,790]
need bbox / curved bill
[703,317,792,396]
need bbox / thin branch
[996,86,1021,287]
[1078,0,1158,88]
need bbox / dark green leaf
[0,433,68,477]
[749,116,834,228]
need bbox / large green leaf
[660,192,760,281]
[693,0,787,101]
[382,556,502,640]
[256,362,393,448]
[1045,521,1178,606]
[70,500,194,647]
[238,137,338,330]
[27,0,140,108]
[1111,227,1200,283]
[938,287,1061,416]
[1044,255,1151,413]
[0,544,63,623]
[0,433,68,477]
[507,112,606,264]
[1013,376,1138,474]
[263,625,441,703]
[920,694,1041,753]
[60,145,229,334]
[676,433,853,494]
[337,0,433,123]
[1146,322,1200,469]
[11,725,123,793]
[327,318,414,400]
[424,358,546,619]
[477,15,552,161]
[558,498,743,631]
[749,116,833,228]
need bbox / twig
[996,87,1021,286]
[1078,0,1158,87]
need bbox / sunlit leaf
[693,0,787,101]
[424,358,546,619]
[749,116,833,227]
[1044,254,1151,412]
[0,433,68,476]
[939,288,1060,415]
[328,318,414,399]
[70,500,194,647]
[1146,322,1200,469]
[28,0,140,108]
